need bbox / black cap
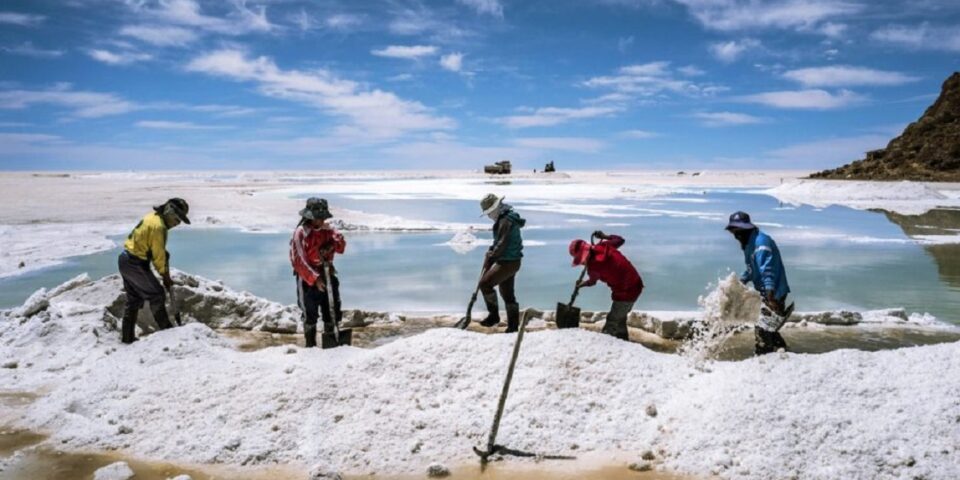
[725,211,755,231]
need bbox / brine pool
[2,190,959,325]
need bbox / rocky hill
[811,72,960,181]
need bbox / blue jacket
[740,229,790,301]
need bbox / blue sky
[0,0,958,170]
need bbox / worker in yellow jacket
[118,198,191,344]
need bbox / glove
[162,273,174,290]
[592,230,606,240]
[315,280,326,292]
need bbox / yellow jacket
[123,212,169,275]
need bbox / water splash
[679,272,761,366]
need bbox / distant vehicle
[484,160,512,175]
[544,161,556,173]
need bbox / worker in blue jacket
[725,211,793,355]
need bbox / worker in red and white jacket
[568,231,644,341]
[290,197,346,348]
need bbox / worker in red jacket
[290,198,346,348]
[568,231,644,340]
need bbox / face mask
[487,211,499,221]
[733,229,752,248]
[164,214,181,228]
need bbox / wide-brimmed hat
[161,197,191,224]
[300,197,332,221]
[569,239,590,267]
[480,193,504,216]
[725,211,756,231]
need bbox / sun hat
[479,193,504,216]
[569,239,590,266]
[299,197,332,221]
[725,211,756,231]
[161,198,191,224]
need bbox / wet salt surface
[2,191,960,325]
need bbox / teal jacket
[490,208,526,262]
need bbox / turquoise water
[2,191,959,323]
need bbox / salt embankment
[764,180,960,216]
[1,273,958,479]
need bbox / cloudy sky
[1,0,958,170]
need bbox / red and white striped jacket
[289,224,346,286]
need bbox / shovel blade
[321,328,352,349]
[453,316,471,330]
[555,302,580,329]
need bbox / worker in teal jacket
[726,211,793,355]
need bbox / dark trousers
[118,251,171,342]
[479,260,520,304]
[297,275,341,333]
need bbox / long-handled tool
[453,265,488,330]
[555,234,595,329]
[472,310,575,467]
[167,286,183,326]
[320,262,352,349]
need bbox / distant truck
[484,160,512,175]
[544,161,556,173]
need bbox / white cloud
[120,25,198,47]
[371,45,438,59]
[783,65,921,87]
[1,42,64,58]
[678,65,705,76]
[583,61,722,97]
[0,12,45,27]
[767,134,888,166]
[619,129,660,139]
[326,13,364,30]
[498,106,621,128]
[440,52,464,72]
[693,111,766,127]
[134,0,274,36]
[674,0,863,34]
[136,120,231,130]
[708,38,761,63]
[185,49,454,137]
[457,0,504,17]
[740,89,864,109]
[870,23,960,52]
[512,137,606,153]
[0,84,137,118]
[87,49,152,65]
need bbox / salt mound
[3,273,960,480]
[442,229,485,254]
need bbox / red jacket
[582,235,643,302]
[290,224,346,286]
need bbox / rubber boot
[304,324,317,348]
[504,303,520,333]
[754,327,776,356]
[150,302,174,330]
[479,291,500,327]
[770,331,788,351]
[121,308,138,344]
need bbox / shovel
[453,265,487,330]
[320,262,352,349]
[555,234,595,329]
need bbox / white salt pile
[1,274,959,479]
[442,229,486,254]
